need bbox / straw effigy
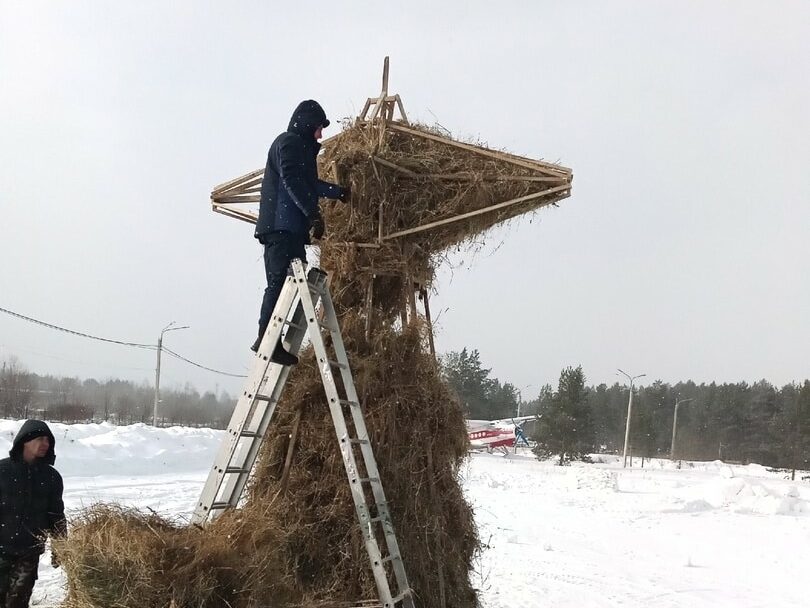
[56,66,572,608]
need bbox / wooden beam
[381,56,389,98]
[217,174,264,195]
[212,194,261,204]
[407,278,417,324]
[421,288,436,358]
[395,94,409,125]
[278,405,304,496]
[364,278,374,341]
[212,168,264,195]
[370,155,567,183]
[382,184,570,240]
[389,123,572,177]
[212,205,258,225]
[377,199,384,243]
[359,97,372,120]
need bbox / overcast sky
[1,1,808,399]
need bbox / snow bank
[1,420,805,607]
[0,419,223,477]
[677,476,810,515]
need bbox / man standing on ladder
[252,99,349,363]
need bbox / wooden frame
[209,56,572,353]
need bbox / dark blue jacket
[0,420,66,557]
[255,100,343,244]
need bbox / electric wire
[162,347,247,378]
[0,305,155,349]
[0,305,248,378]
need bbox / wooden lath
[388,123,571,178]
[359,57,409,125]
[381,185,571,241]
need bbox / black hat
[20,428,49,443]
[288,100,330,136]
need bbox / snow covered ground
[1,420,808,607]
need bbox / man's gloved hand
[338,185,351,203]
[311,214,325,240]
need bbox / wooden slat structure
[211,61,571,231]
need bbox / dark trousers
[0,554,38,608]
[258,232,307,338]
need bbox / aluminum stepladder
[191,259,415,608]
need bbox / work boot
[271,341,298,366]
[252,324,269,353]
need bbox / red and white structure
[466,416,536,451]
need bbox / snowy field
[1,420,808,608]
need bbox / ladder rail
[293,261,413,608]
[319,290,413,604]
[191,277,294,524]
[192,271,324,525]
[216,286,322,512]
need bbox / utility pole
[516,384,533,418]
[618,368,645,468]
[153,322,189,426]
[670,397,693,460]
[791,386,803,481]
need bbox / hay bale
[61,120,570,607]
[56,504,292,607]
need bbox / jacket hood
[287,100,330,139]
[10,419,56,465]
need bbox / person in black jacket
[0,420,66,608]
[252,99,348,363]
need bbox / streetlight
[670,397,693,460]
[617,368,645,468]
[153,322,189,426]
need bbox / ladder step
[319,320,338,332]
[381,554,401,564]
[225,466,250,474]
[328,359,348,370]
[391,589,413,603]
[359,477,380,484]
[254,394,275,402]
[339,399,361,407]
[350,438,370,445]
[240,430,261,438]
[210,502,230,510]
[284,319,306,331]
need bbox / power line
[0,305,155,349]
[0,304,248,379]
[162,347,247,378]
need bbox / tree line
[0,356,235,428]
[4,349,809,473]
[441,348,810,471]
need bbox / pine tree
[532,366,595,465]
[440,348,495,419]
